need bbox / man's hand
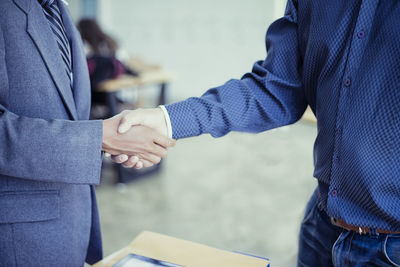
[102,113,175,169]
[118,108,168,136]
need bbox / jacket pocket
[0,190,59,223]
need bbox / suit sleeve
[0,22,103,185]
[166,0,307,139]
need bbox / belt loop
[369,228,379,238]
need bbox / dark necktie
[38,0,74,89]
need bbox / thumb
[154,133,176,148]
[118,112,139,134]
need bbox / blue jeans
[297,189,400,267]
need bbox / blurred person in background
[77,18,118,58]
[115,0,400,266]
[77,19,137,117]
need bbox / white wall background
[68,0,287,101]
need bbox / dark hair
[77,18,118,56]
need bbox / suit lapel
[13,0,78,120]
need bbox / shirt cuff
[159,105,173,139]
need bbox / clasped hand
[102,109,174,169]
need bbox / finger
[118,111,140,134]
[135,161,144,169]
[111,154,129,164]
[122,160,135,168]
[139,152,161,164]
[122,156,140,168]
[149,143,168,158]
[129,155,140,164]
[154,134,176,148]
[103,148,124,156]
[122,162,135,168]
[141,159,154,168]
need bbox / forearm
[165,75,307,139]
[0,108,103,184]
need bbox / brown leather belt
[331,218,400,235]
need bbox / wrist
[102,119,114,150]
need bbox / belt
[331,218,400,235]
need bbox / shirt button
[344,78,351,87]
[357,30,365,39]
[337,127,342,134]
[331,189,338,197]
[334,155,340,163]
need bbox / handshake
[102,108,174,169]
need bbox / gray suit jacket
[0,0,104,265]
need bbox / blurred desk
[98,71,174,92]
[94,231,270,267]
[98,70,175,116]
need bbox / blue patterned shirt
[166,0,400,231]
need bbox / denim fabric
[298,189,400,267]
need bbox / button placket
[326,0,380,217]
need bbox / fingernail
[136,162,143,169]
[119,155,128,161]
[118,125,128,134]
[104,153,111,157]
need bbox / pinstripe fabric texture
[38,0,73,88]
[166,0,400,231]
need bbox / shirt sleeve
[159,105,173,139]
[0,22,103,185]
[165,0,307,139]
[0,107,103,184]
